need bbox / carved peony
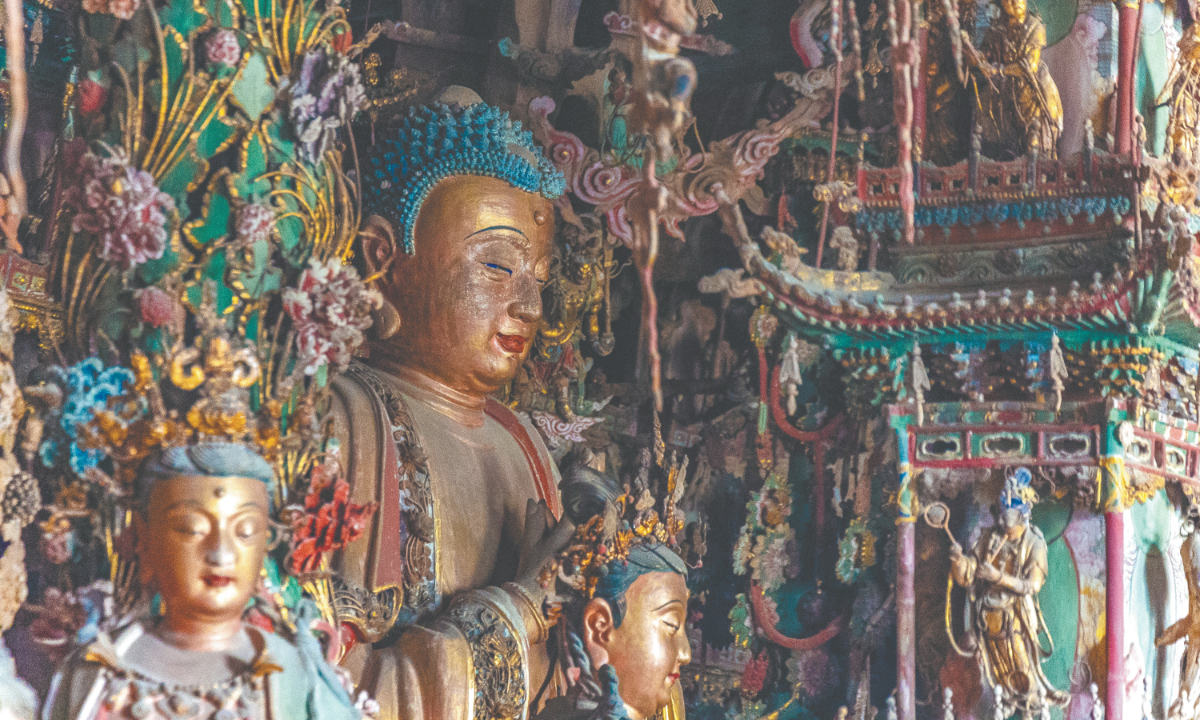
[281,46,367,163]
[81,0,139,20]
[235,202,275,246]
[135,286,186,334]
[204,28,241,67]
[283,257,382,375]
[65,148,175,271]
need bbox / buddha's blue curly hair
[363,101,566,254]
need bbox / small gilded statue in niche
[331,86,576,720]
[1157,527,1200,720]
[533,451,697,720]
[43,444,360,720]
[1158,24,1200,162]
[948,468,1068,717]
[962,0,1063,159]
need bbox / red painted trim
[1105,511,1125,720]
[485,399,561,519]
[763,356,845,537]
[750,581,847,649]
[1115,2,1139,156]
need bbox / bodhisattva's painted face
[138,475,269,627]
[585,572,692,720]
[377,175,554,398]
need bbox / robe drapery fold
[330,362,562,720]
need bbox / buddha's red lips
[496,334,528,354]
[202,574,234,588]
[668,673,680,684]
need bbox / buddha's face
[376,175,554,398]
[137,475,269,627]
[584,572,691,720]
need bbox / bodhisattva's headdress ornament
[1001,466,1038,513]
[555,424,692,601]
[362,88,566,254]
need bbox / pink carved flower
[42,530,73,565]
[80,0,137,18]
[283,258,382,375]
[136,286,185,333]
[78,80,108,116]
[235,202,274,246]
[205,29,241,67]
[108,0,138,19]
[740,653,768,696]
[65,148,175,271]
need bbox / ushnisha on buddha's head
[132,443,275,649]
[358,87,566,399]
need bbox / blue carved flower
[38,359,136,476]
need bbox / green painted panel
[1131,489,1176,553]
[1038,538,1078,703]
[1034,500,1077,720]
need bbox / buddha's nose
[508,275,543,324]
[205,539,236,567]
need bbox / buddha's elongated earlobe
[360,214,402,340]
[371,299,400,340]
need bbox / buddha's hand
[515,499,577,607]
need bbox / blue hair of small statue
[593,543,687,629]
[135,442,276,511]
[363,100,566,254]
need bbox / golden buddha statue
[948,468,1068,718]
[43,444,361,720]
[329,88,576,720]
[964,0,1063,158]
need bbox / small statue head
[580,543,691,720]
[132,442,275,633]
[560,464,692,720]
[999,0,1026,24]
[359,88,565,398]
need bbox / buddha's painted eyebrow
[653,599,686,611]
[467,225,530,247]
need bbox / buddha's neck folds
[379,362,488,427]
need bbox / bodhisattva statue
[329,88,577,720]
[949,468,1068,718]
[963,0,1063,159]
[44,444,360,720]
[532,453,695,720]
[1157,529,1200,720]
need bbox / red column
[1114,0,1140,155]
[897,519,916,720]
[1105,510,1125,720]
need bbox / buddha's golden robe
[330,361,562,720]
